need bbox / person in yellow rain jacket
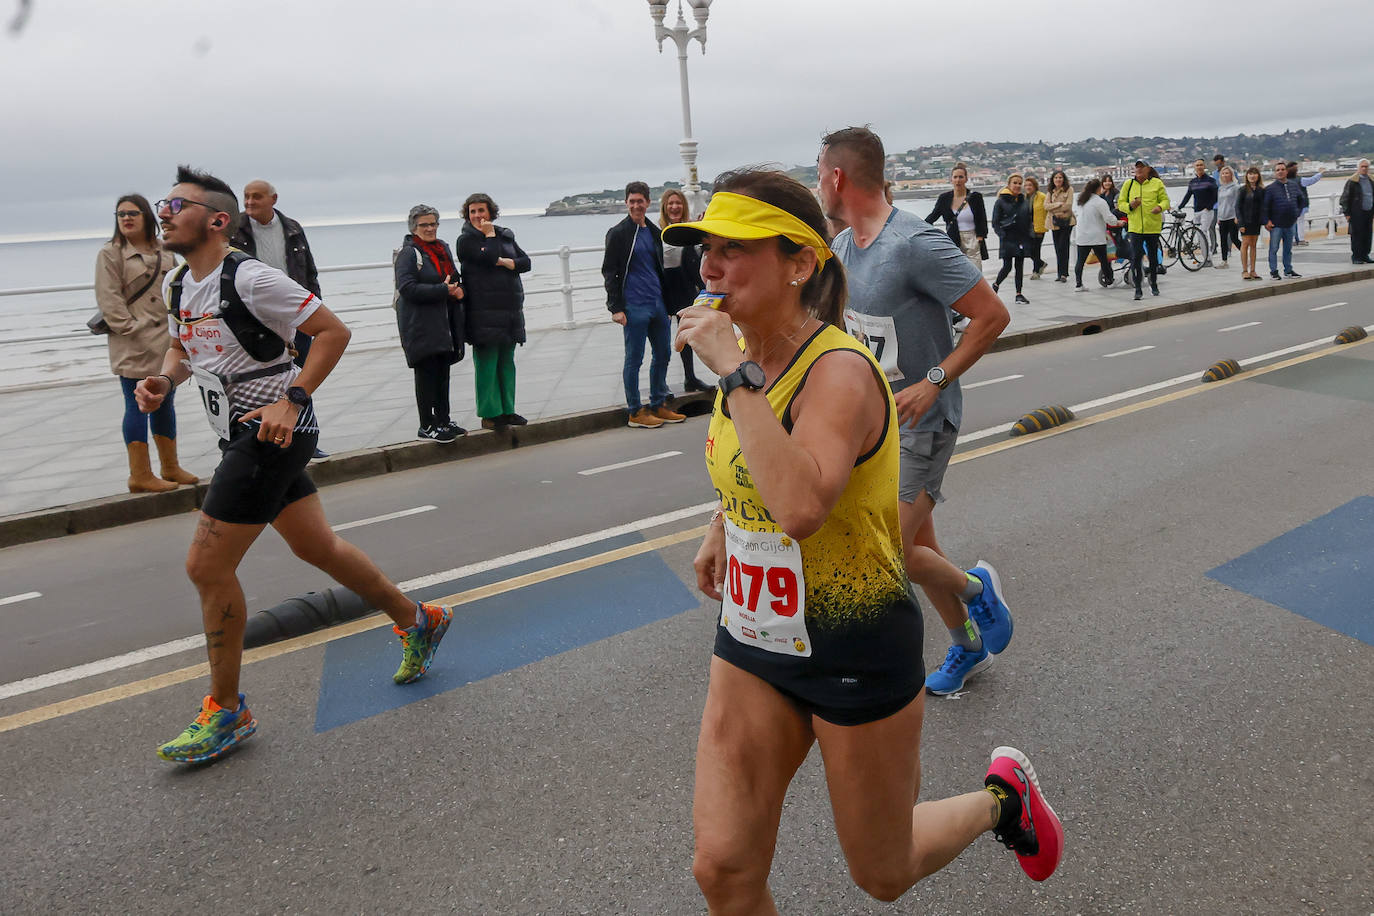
[1024,175,1048,278]
[1117,159,1171,300]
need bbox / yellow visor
[661,192,833,270]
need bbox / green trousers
[472,343,517,419]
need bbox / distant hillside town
[544,123,1373,214]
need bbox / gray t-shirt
[831,207,982,433]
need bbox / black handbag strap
[126,250,165,305]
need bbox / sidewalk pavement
[2,236,1368,530]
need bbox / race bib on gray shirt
[831,208,981,433]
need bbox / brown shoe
[153,434,198,485]
[126,442,178,493]
[653,405,686,424]
[628,407,664,429]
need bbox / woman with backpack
[395,204,466,441]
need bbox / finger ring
[274,435,285,442]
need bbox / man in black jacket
[233,180,322,367]
[601,181,683,429]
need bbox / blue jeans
[120,376,177,444]
[621,299,672,411]
[1268,225,1295,274]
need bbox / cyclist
[136,166,453,764]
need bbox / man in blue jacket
[602,181,685,429]
[1261,162,1302,279]
[1179,159,1219,266]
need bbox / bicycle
[1157,210,1208,272]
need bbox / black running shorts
[201,423,319,525]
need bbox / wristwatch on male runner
[285,385,311,408]
[718,361,766,398]
[925,366,950,390]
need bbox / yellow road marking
[0,525,707,734]
[8,336,1370,734]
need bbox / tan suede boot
[127,441,178,493]
[153,434,199,485]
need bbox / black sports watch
[285,385,312,407]
[719,361,766,398]
[925,366,950,390]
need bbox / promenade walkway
[2,236,1367,523]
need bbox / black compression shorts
[200,423,319,525]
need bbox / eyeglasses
[115,210,142,219]
[415,221,439,229]
[155,197,217,215]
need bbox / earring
[790,276,808,287]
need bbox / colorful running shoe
[924,643,993,695]
[966,560,1013,655]
[156,694,256,763]
[985,746,1064,881]
[393,602,453,684]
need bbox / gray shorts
[898,421,959,504]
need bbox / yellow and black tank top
[706,323,924,713]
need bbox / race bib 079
[720,517,811,657]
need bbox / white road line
[16,326,1373,703]
[0,591,41,608]
[579,451,683,476]
[962,374,1024,390]
[1103,345,1156,358]
[1218,321,1262,333]
[0,635,204,701]
[0,501,719,702]
[331,505,437,532]
[1309,302,1347,312]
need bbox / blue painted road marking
[1207,496,1374,647]
[314,533,700,732]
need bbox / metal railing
[0,244,610,347]
[0,194,1356,349]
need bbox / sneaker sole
[418,608,453,678]
[158,719,257,764]
[628,422,663,429]
[925,651,994,695]
[972,560,1013,654]
[990,745,1064,880]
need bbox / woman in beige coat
[95,194,197,491]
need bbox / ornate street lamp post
[648,0,713,217]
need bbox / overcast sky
[3,0,1370,235]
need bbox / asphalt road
[1,280,1370,684]
[1,287,1372,914]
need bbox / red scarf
[413,236,455,280]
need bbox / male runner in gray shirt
[819,127,1014,695]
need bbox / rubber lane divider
[1202,359,1241,382]
[1010,405,1075,437]
[1335,326,1368,344]
[0,524,708,735]
[242,589,371,649]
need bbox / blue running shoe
[966,560,1013,655]
[925,643,993,695]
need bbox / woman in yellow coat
[1024,176,1048,278]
